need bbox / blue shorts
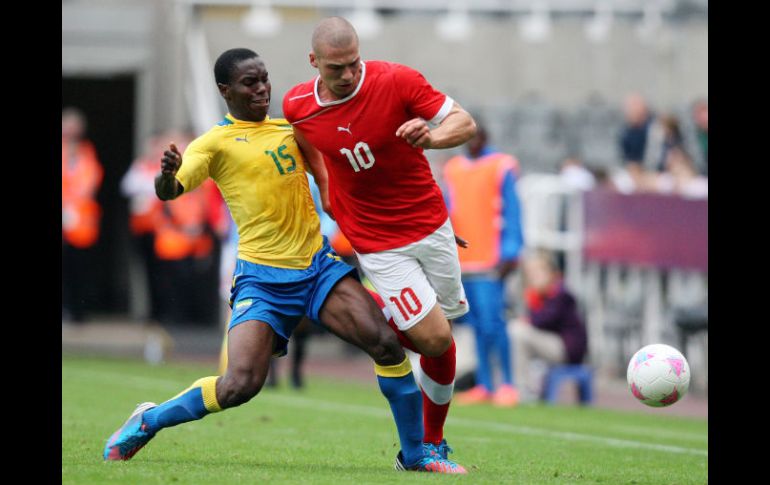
[228,237,357,356]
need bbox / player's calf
[216,369,266,407]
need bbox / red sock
[419,339,456,445]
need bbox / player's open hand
[161,143,182,176]
[396,118,432,148]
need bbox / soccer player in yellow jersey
[103,48,464,473]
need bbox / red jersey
[283,60,453,253]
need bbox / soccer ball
[627,344,690,407]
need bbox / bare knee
[366,328,406,366]
[403,304,453,357]
[217,368,265,408]
[417,329,452,357]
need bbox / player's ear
[309,52,318,68]
[217,82,230,100]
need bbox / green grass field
[63,355,707,484]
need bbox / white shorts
[356,218,469,331]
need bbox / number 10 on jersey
[340,141,375,172]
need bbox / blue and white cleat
[103,402,158,461]
[394,450,467,474]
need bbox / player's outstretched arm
[396,102,477,150]
[294,127,334,219]
[155,143,184,201]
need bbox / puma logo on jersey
[337,123,352,135]
[235,135,249,143]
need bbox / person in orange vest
[151,135,220,325]
[155,184,218,323]
[443,124,524,406]
[121,134,166,321]
[62,107,104,323]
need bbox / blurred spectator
[691,99,708,175]
[444,125,524,407]
[559,157,596,191]
[62,107,103,323]
[609,162,649,194]
[120,134,165,321]
[511,249,588,400]
[590,167,615,191]
[611,145,707,199]
[655,114,686,172]
[619,93,653,165]
[619,93,665,172]
[653,146,708,199]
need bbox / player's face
[312,43,362,99]
[218,57,271,122]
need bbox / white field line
[603,424,708,443]
[65,367,707,457]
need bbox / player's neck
[229,111,268,123]
[316,81,342,103]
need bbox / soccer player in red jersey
[283,16,477,469]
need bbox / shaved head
[312,16,359,57]
[309,16,363,101]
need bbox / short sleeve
[393,64,453,126]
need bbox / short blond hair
[311,16,359,56]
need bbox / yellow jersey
[175,114,322,269]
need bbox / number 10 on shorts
[389,287,423,321]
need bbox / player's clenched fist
[161,143,182,176]
[396,118,432,149]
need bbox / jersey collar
[224,113,272,125]
[314,60,367,107]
